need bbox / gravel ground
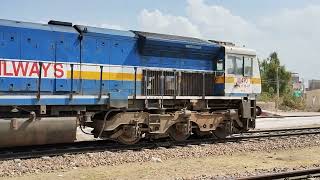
[1,134,320,178]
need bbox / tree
[260,52,291,96]
[259,52,305,110]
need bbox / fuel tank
[0,117,77,147]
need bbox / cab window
[235,57,243,75]
[216,59,224,71]
[226,56,236,74]
[244,57,253,76]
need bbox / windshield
[226,54,255,76]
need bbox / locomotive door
[109,39,138,100]
[54,32,81,94]
[80,35,110,95]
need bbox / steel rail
[247,126,320,134]
[238,167,320,180]
[1,127,320,161]
[257,115,320,119]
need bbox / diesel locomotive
[0,19,261,147]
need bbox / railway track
[238,167,320,180]
[1,126,320,161]
[257,115,320,119]
[236,126,320,137]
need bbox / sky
[1,0,320,81]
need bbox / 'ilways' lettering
[0,60,65,78]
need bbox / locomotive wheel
[256,106,262,116]
[168,123,190,141]
[117,134,140,145]
[213,127,230,139]
[116,126,141,145]
[194,127,212,138]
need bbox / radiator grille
[142,70,215,96]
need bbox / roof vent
[48,20,72,26]
[209,40,235,46]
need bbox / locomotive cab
[224,45,262,96]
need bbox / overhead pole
[276,67,280,111]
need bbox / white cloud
[137,0,320,80]
[260,5,320,37]
[186,0,260,43]
[257,5,320,80]
[138,9,202,37]
[138,0,260,47]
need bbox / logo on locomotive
[235,77,251,92]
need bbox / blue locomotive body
[0,20,224,106]
[0,19,260,147]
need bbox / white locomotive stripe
[0,95,109,99]
[0,58,216,73]
[129,96,255,100]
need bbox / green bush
[257,92,305,111]
[257,92,274,102]
[281,95,305,110]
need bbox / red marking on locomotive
[0,60,65,78]
[53,64,64,78]
[12,61,29,76]
[3,61,13,76]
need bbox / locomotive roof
[134,31,215,46]
[75,25,135,38]
[224,45,256,56]
[0,19,78,34]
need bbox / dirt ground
[3,146,320,180]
